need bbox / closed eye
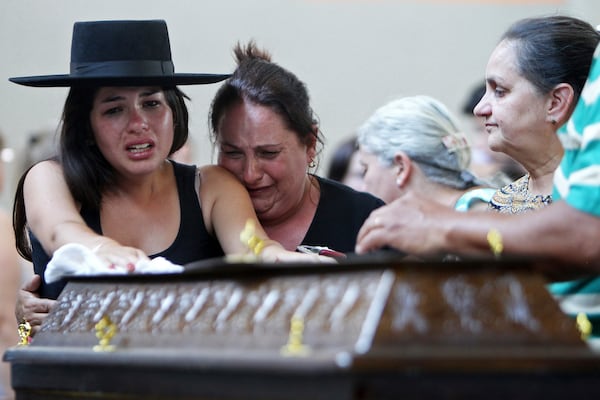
[221,150,244,159]
[258,150,280,159]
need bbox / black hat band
[71,60,175,77]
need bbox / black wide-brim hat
[9,20,230,87]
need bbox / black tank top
[31,161,224,299]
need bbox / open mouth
[127,143,153,153]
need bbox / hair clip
[442,134,469,153]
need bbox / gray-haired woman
[357,95,494,211]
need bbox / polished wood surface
[5,256,600,399]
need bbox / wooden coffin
[4,256,600,399]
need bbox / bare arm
[198,165,332,263]
[447,201,600,266]
[16,161,147,335]
[23,160,147,266]
[356,191,600,270]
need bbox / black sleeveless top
[302,176,384,252]
[31,161,224,299]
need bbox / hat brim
[9,73,231,87]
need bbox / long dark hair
[13,85,190,261]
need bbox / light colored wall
[1,0,598,209]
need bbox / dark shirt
[31,171,383,299]
[31,161,224,299]
[302,176,384,252]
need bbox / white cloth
[45,243,184,283]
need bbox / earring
[308,160,316,168]
[551,118,557,125]
[395,165,404,186]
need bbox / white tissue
[45,243,184,283]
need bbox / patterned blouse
[488,174,552,214]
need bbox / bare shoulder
[22,160,76,211]
[196,165,247,214]
[25,159,63,184]
[197,165,239,186]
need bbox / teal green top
[454,187,495,212]
[548,44,600,340]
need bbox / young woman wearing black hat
[11,20,332,335]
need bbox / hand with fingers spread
[90,239,149,271]
[355,192,449,256]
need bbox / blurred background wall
[1,0,598,209]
